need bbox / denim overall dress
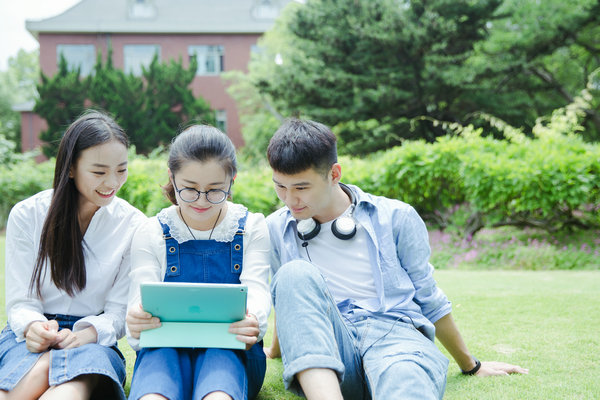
[0,314,127,399]
[128,213,266,400]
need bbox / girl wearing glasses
[126,125,271,400]
[0,111,146,400]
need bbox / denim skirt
[0,315,127,400]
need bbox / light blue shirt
[267,183,452,340]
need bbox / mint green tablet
[139,282,247,349]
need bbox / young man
[264,119,528,399]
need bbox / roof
[26,0,293,37]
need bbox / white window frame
[56,44,95,76]
[124,44,161,76]
[188,45,224,76]
[215,109,227,133]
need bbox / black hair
[163,125,237,205]
[31,110,128,297]
[267,118,337,176]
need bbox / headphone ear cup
[331,216,357,240]
[297,218,321,241]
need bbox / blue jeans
[271,261,448,400]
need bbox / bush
[0,160,54,225]
[0,130,597,236]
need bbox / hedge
[1,131,598,237]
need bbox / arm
[435,313,529,376]
[5,203,48,342]
[72,210,147,346]
[238,212,272,342]
[126,217,164,350]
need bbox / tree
[253,0,504,154]
[136,55,214,154]
[87,49,145,148]
[34,51,214,157]
[223,70,281,163]
[466,0,600,141]
[34,55,87,158]
[251,0,600,154]
[0,49,39,150]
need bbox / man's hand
[476,361,529,376]
[229,313,260,351]
[126,304,161,339]
[25,320,59,353]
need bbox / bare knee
[203,391,232,400]
[5,352,51,400]
[140,394,169,400]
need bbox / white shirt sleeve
[5,204,47,342]
[72,247,132,346]
[126,217,165,350]
[240,212,272,341]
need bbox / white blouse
[5,189,147,346]
[127,203,271,351]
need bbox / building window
[128,0,156,19]
[188,45,224,76]
[215,110,227,133]
[124,44,160,76]
[251,0,279,20]
[56,44,95,76]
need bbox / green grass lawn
[2,235,599,399]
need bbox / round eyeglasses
[172,176,231,204]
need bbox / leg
[296,368,343,400]
[203,392,232,399]
[129,348,193,400]
[39,374,99,400]
[360,318,448,400]
[271,261,367,399]
[193,349,245,400]
[140,395,168,400]
[0,391,7,399]
[3,352,50,400]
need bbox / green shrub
[0,128,597,236]
[0,160,54,225]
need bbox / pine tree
[34,56,87,158]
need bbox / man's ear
[330,163,342,184]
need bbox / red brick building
[21,0,289,154]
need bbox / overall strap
[159,220,181,278]
[231,211,248,273]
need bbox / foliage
[253,0,506,154]
[87,49,145,148]
[249,0,600,153]
[135,55,215,154]
[0,49,39,150]
[34,51,214,158]
[34,56,88,158]
[0,159,54,226]
[2,93,598,236]
[222,70,281,163]
[470,0,600,141]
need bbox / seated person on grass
[264,119,528,400]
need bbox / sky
[0,0,81,70]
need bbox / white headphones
[296,185,357,241]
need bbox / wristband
[461,357,481,375]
